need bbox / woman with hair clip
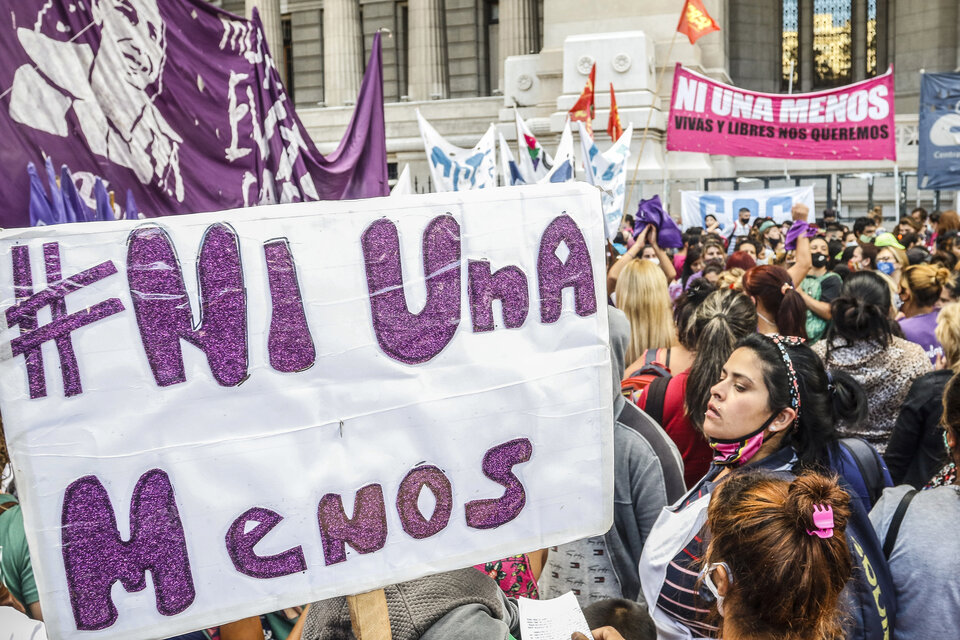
[813,271,932,453]
[639,333,895,640]
[898,263,952,363]
[886,302,960,488]
[575,471,854,640]
[636,290,757,488]
[741,265,808,338]
[700,471,853,640]
[870,372,960,640]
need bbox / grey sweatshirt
[300,568,519,640]
[870,484,960,640]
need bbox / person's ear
[715,564,731,597]
[768,407,797,432]
[948,428,957,450]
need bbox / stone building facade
[217,0,960,219]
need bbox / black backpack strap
[840,437,884,506]
[883,489,917,559]
[645,375,670,426]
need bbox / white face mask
[645,257,660,266]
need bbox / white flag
[540,120,575,184]
[418,111,497,192]
[390,164,414,196]
[579,122,632,240]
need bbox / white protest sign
[0,183,614,640]
[680,185,815,230]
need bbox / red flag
[568,63,596,137]
[607,83,623,140]
[677,0,720,44]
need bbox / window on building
[867,0,878,76]
[782,0,799,90]
[282,15,294,102]
[813,0,852,88]
[484,0,499,96]
[781,0,883,92]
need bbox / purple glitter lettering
[43,243,81,396]
[263,239,315,373]
[361,216,461,364]
[537,215,597,323]
[317,484,388,565]
[10,246,44,398]
[127,224,248,387]
[467,260,529,332]
[61,469,195,630]
[225,507,307,579]
[464,438,533,530]
[395,465,453,539]
[6,243,124,398]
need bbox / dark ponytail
[824,271,895,361]
[826,369,868,427]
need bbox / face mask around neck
[707,413,778,467]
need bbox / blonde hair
[877,245,908,270]
[615,259,674,365]
[936,302,960,372]
[716,268,745,291]
[902,264,951,308]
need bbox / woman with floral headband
[638,334,896,640]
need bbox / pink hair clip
[806,504,834,538]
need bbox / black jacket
[884,369,952,488]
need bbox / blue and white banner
[418,111,497,192]
[579,122,633,240]
[541,121,575,184]
[918,72,960,190]
[680,186,815,230]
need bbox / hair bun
[936,267,952,286]
[784,473,851,536]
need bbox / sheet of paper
[519,591,595,640]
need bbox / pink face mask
[708,414,775,467]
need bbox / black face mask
[812,253,828,268]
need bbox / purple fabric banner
[0,1,387,228]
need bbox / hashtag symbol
[5,243,125,399]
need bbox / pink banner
[666,64,896,161]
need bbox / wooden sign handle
[347,589,392,640]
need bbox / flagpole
[622,30,679,225]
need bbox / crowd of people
[4,204,960,640]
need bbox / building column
[322,0,363,105]
[498,0,538,90]
[246,0,286,85]
[877,0,889,72]
[852,0,867,81]
[408,0,448,100]
[799,0,814,91]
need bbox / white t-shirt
[0,607,48,640]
